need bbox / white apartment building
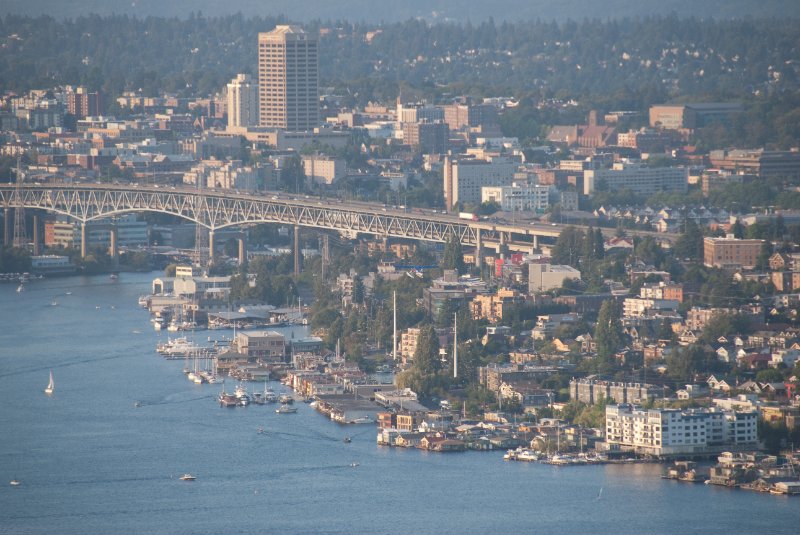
[622,297,679,317]
[605,404,758,456]
[481,182,551,213]
[183,159,259,192]
[302,155,346,185]
[443,155,517,209]
[227,73,259,129]
[528,263,581,293]
[584,161,688,196]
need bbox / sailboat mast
[453,312,458,379]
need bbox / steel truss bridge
[0,183,567,258]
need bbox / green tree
[594,299,623,371]
[552,226,584,268]
[413,324,441,376]
[673,218,704,261]
[351,276,365,305]
[441,233,466,274]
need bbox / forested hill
[1,14,798,112]
[3,0,799,22]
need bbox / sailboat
[44,370,54,395]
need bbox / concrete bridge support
[33,213,41,255]
[109,225,118,264]
[3,209,10,246]
[238,237,246,266]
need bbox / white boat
[9,479,20,486]
[44,370,54,395]
[348,416,373,424]
[16,284,24,293]
[276,405,297,414]
[179,474,196,481]
[278,394,293,404]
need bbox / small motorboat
[276,405,297,414]
[179,474,196,481]
[9,479,21,486]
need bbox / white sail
[44,370,54,394]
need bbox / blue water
[0,273,798,534]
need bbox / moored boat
[44,370,54,395]
[179,473,196,481]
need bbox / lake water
[1,272,798,534]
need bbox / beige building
[443,155,517,210]
[227,74,259,129]
[258,25,319,131]
[302,155,346,185]
[528,263,581,293]
[703,237,764,270]
[470,289,523,323]
[235,330,286,362]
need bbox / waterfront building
[258,25,319,131]
[235,330,286,362]
[226,74,259,129]
[605,404,758,457]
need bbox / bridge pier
[533,234,539,251]
[208,229,215,265]
[238,237,246,266]
[109,225,118,264]
[80,222,87,259]
[33,213,40,255]
[3,208,10,246]
[474,228,482,267]
[499,232,507,260]
[293,225,300,278]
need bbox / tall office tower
[226,74,259,129]
[258,25,319,131]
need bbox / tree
[552,226,584,268]
[731,219,745,239]
[441,233,466,274]
[594,300,623,370]
[673,218,704,260]
[351,276,365,305]
[666,344,715,383]
[413,324,440,376]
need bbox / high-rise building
[226,74,259,128]
[66,86,103,119]
[258,25,319,131]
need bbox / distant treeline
[1,14,798,105]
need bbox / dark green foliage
[441,233,465,275]
[594,299,624,372]
[0,246,32,273]
[552,226,584,268]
